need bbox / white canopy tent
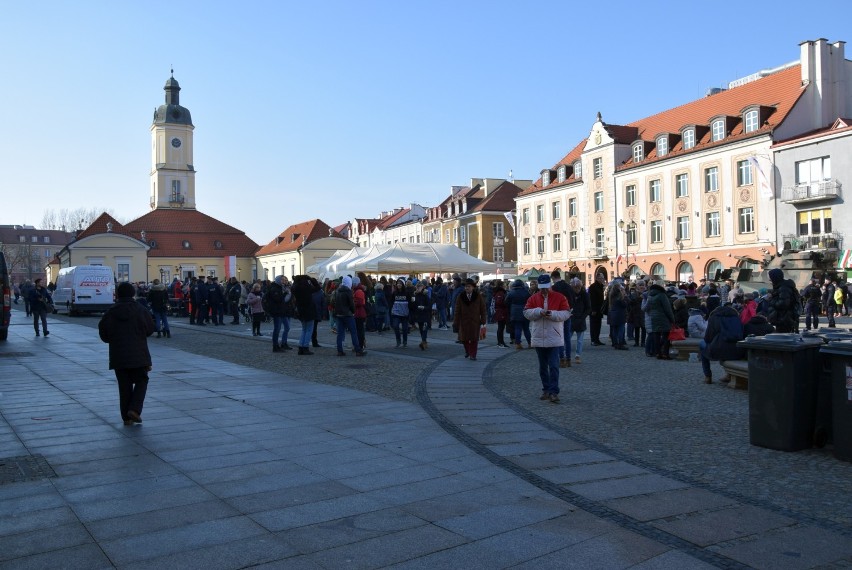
[305,249,349,278]
[335,244,391,274]
[347,243,497,274]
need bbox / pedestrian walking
[506,279,531,349]
[247,283,264,336]
[29,278,52,337]
[390,279,410,348]
[334,276,365,356]
[453,278,486,360]
[491,280,510,347]
[412,281,431,350]
[524,274,570,403]
[98,282,155,426]
[292,275,316,355]
[588,273,606,345]
[146,279,171,338]
[568,277,590,363]
[550,270,573,365]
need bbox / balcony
[169,195,185,205]
[591,247,609,259]
[781,232,843,251]
[779,180,841,204]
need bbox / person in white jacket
[523,274,571,403]
[687,307,707,338]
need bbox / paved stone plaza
[1,307,850,569]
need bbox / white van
[53,265,116,315]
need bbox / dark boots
[297,346,314,355]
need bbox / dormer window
[633,143,644,163]
[656,136,668,157]
[574,161,582,178]
[557,165,566,183]
[744,109,759,133]
[711,119,725,142]
[682,128,695,150]
[542,170,551,186]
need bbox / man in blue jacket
[700,304,745,384]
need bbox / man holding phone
[523,274,571,403]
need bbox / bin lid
[802,330,852,343]
[819,339,852,355]
[737,334,823,351]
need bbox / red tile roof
[521,65,806,196]
[124,209,259,257]
[376,208,410,230]
[518,140,586,197]
[772,116,852,147]
[470,181,524,212]
[75,213,125,240]
[256,219,346,256]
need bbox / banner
[747,156,773,199]
[504,211,516,236]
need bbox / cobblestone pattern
[486,342,852,531]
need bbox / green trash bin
[818,341,852,462]
[738,334,823,451]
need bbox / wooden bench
[720,360,749,390]
[671,338,702,361]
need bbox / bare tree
[40,207,123,230]
[0,242,43,281]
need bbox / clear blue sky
[1,1,848,245]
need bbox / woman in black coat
[292,275,317,355]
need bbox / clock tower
[150,72,196,210]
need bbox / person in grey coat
[98,282,155,425]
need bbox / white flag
[747,156,773,199]
[504,211,516,236]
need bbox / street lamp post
[618,219,637,278]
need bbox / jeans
[336,316,362,353]
[437,305,447,328]
[573,330,585,356]
[535,347,561,395]
[153,310,169,332]
[496,319,508,345]
[805,301,820,329]
[699,339,712,377]
[512,319,531,345]
[32,308,48,333]
[589,313,603,343]
[391,314,409,346]
[417,321,429,343]
[612,322,626,346]
[272,316,290,347]
[299,319,314,348]
[558,320,572,359]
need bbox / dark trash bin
[818,341,852,462]
[801,329,852,447]
[738,334,823,451]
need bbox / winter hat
[768,268,784,285]
[537,274,552,289]
[352,276,360,287]
[342,276,352,289]
[117,282,136,298]
[274,275,284,284]
[512,279,524,288]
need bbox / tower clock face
[171,137,181,148]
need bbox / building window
[649,179,661,202]
[711,119,725,141]
[798,208,832,236]
[796,157,831,185]
[594,191,604,212]
[557,165,566,183]
[595,228,605,250]
[737,160,753,186]
[651,220,663,243]
[739,207,755,233]
[626,184,636,206]
[453,227,458,242]
[676,216,690,240]
[542,171,550,186]
[18,235,25,243]
[553,233,562,252]
[116,263,130,282]
[171,180,181,201]
[492,222,504,238]
[536,205,544,223]
[744,109,759,133]
[552,201,561,220]
[593,157,603,179]
[574,161,582,178]
[568,197,577,217]
[522,208,530,225]
[706,211,721,237]
[633,144,643,162]
[704,166,719,192]
[682,128,695,150]
[657,136,668,157]
[537,236,545,254]
[569,231,578,250]
[43,236,50,244]
[460,226,466,242]
[44,248,51,258]
[493,247,504,261]
[675,173,689,197]
[627,225,637,246]
[523,238,530,255]
[445,229,450,242]
[31,236,38,243]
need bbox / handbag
[668,324,686,341]
[479,325,487,340]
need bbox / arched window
[651,263,666,280]
[706,259,723,281]
[627,265,642,279]
[677,261,694,283]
